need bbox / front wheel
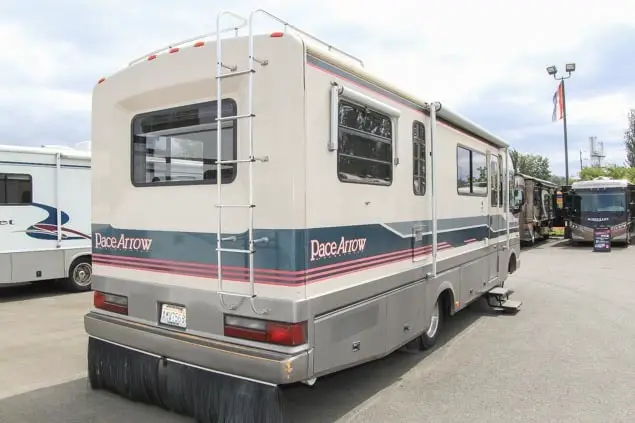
[419,298,444,350]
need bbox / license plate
[159,303,187,328]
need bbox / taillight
[94,291,128,315]
[224,315,307,347]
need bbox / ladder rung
[217,291,256,299]
[217,248,253,254]
[216,113,254,122]
[220,63,238,72]
[217,69,254,79]
[215,204,255,208]
[221,236,238,241]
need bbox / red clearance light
[194,41,205,47]
[94,291,129,315]
[97,77,106,84]
[169,47,179,54]
[270,32,284,38]
[147,54,157,61]
[224,315,307,347]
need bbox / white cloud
[2,0,635,175]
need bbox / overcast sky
[3,0,635,177]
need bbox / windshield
[575,190,626,213]
[570,188,627,226]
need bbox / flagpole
[546,63,576,186]
[561,78,570,185]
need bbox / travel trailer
[514,173,558,245]
[566,177,635,245]
[85,9,524,422]
[0,144,92,291]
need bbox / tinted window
[457,147,471,194]
[457,146,488,196]
[471,150,487,195]
[413,121,426,196]
[131,100,237,186]
[499,155,504,207]
[490,157,499,207]
[0,173,32,204]
[337,100,393,186]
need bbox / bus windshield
[570,188,627,228]
[574,190,626,213]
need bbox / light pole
[546,63,575,186]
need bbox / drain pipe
[430,102,439,277]
[56,152,62,248]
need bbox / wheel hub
[426,301,440,337]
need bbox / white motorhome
[0,144,93,291]
[85,9,524,420]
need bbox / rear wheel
[61,256,93,292]
[419,298,443,350]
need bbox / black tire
[419,297,444,350]
[61,256,93,292]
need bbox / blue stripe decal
[92,220,519,280]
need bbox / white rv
[0,144,93,291]
[85,9,524,420]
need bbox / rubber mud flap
[87,337,164,407]
[87,337,285,423]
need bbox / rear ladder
[215,11,270,315]
[214,9,365,315]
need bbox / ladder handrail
[248,9,364,68]
[128,12,248,66]
[215,10,271,315]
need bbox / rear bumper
[84,311,311,386]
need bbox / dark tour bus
[563,177,635,246]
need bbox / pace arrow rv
[84,9,525,422]
[0,144,92,291]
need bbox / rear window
[0,173,32,205]
[131,99,237,186]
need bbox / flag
[552,80,564,122]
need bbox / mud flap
[87,337,284,423]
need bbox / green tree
[548,175,567,186]
[579,164,635,182]
[625,109,635,167]
[509,149,552,180]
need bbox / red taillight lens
[270,32,284,38]
[94,291,128,315]
[224,315,307,347]
[266,322,306,346]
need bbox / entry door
[488,154,501,282]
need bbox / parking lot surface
[1,239,635,423]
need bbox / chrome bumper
[84,311,311,386]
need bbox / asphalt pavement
[2,239,635,423]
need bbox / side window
[490,156,499,207]
[457,146,488,196]
[498,154,504,207]
[131,99,238,186]
[337,100,393,186]
[509,169,516,209]
[413,121,426,196]
[0,173,32,205]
